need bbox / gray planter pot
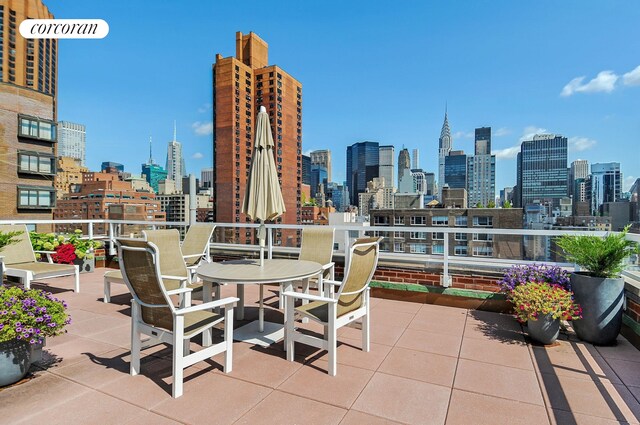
[527,314,560,345]
[570,272,624,345]
[73,257,95,273]
[0,339,31,387]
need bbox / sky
[51,0,640,193]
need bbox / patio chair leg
[24,272,33,290]
[224,306,234,373]
[328,318,337,376]
[130,303,141,376]
[103,279,111,303]
[74,265,80,293]
[301,278,309,324]
[279,283,284,309]
[173,317,185,398]
[183,339,190,357]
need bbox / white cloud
[519,126,548,141]
[192,152,204,159]
[568,136,597,152]
[494,127,511,137]
[623,65,640,86]
[493,145,520,160]
[192,121,213,136]
[561,71,619,96]
[452,131,473,139]
[624,176,637,192]
[197,103,212,113]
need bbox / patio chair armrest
[323,279,342,287]
[282,291,337,303]
[166,287,193,296]
[321,262,335,271]
[34,250,56,263]
[176,297,239,314]
[161,275,189,283]
[182,254,202,259]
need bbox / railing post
[344,229,350,266]
[88,222,94,241]
[108,222,116,256]
[267,227,273,259]
[442,232,451,287]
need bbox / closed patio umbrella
[242,106,286,266]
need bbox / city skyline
[51,1,640,193]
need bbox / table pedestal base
[233,320,284,347]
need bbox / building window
[472,246,493,257]
[17,151,55,175]
[410,216,425,225]
[393,231,403,238]
[472,233,494,242]
[473,216,493,227]
[454,232,467,241]
[410,232,427,240]
[432,244,444,255]
[432,232,445,240]
[432,216,449,226]
[394,216,404,225]
[409,243,428,254]
[17,186,55,209]
[454,246,468,256]
[394,242,404,252]
[455,216,467,226]
[18,115,56,142]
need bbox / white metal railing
[1,218,638,287]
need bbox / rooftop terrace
[2,270,640,424]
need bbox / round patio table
[197,259,323,346]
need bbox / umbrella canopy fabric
[242,106,286,223]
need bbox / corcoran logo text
[19,19,109,39]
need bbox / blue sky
[52,0,640,193]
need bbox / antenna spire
[149,136,153,164]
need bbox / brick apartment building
[54,156,87,198]
[370,208,523,259]
[0,0,58,228]
[54,171,165,234]
[213,32,302,246]
[301,205,335,226]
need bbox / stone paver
[1,269,640,425]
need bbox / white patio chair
[283,237,382,376]
[117,238,238,398]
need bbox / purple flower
[499,264,571,292]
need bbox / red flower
[52,243,76,264]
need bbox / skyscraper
[397,148,411,189]
[201,167,214,189]
[444,150,467,189]
[378,145,395,189]
[590,162,622,214]
[213,32,302,245]
[166,123,186,192]
[569,159,589,197]
[301,154,311,185]
[346,141,379,205]
[467,127,496,207]
[412,149,419,170]
[0,0,57,224]
[310,150,331,182]
[57,121,86,166]
[517,134,568,208]
[438,109,453,200]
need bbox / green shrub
[556,226,640,278]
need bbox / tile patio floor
[2,269,640,424]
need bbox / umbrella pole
[259,220,265,267]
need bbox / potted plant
[0,286,70,386]
[556,226,640,345]
[509,282,582,345]
[66,229,102,273]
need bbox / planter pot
[527,314,560,345]
[570,272,624,345]
[73,257,95,273]
[0,339,31,387]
